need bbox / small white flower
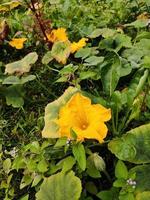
[126,178,136,188]
[66,139,72,145]
[9,147,18,157]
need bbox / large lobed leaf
[130,165,150,194]
[36,171,82,200]
[108,123,150,164]
[42,87,79,138]
[5,52,38,75]
[4,85,24,108]
[129,165,150,199]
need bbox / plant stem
[104,170,112,184]
[115,107,118,132]
[24,0,49,42]
[118,109,131,135]
[112,110,117,135]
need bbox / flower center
[80,122,88,130]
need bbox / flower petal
[57,92,111,143]
[46,28,68,43]
[9,38,27,49]
[88,104,111,122]
[73,121,108,143]
[71,38,88,53]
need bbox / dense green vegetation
[0,0,150,199]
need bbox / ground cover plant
[0,0,150,199]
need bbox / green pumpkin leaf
[113,179,126,187]
[20,174,32,189]
[75,48,92,59]
[72,143,86,171]
[36,171,82,200]
[2,76,20,84]
[20,75,36,84]
[12,155,26,171]
[4,85,24,108]
[101,58,120,96]
[86,167,101,178]
[42,87,79,138]
[125,19,149,28]
[37,159,48,173]
[108,123,150,164]
[31,175,42,187]
[115,160,128,179]
[97,188,119,200]
[86,154,101,178]
[142,56,150,68]
[5,52,38,75]
[114,34,132,51]
[54,137,67,148]
[42,51,53,64]
[119,193,135,200]
[79,71,97,80]
[59,156,76,173]
[20,194,29,200]
[84,56,104,66]
[2,75,36,85]
[130,165,150,193]
[85,182,98,195]
[135,69,149,97]
[3,158,11,173]
[89,28,116,38]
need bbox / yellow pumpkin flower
[57,93,111,143]
[9,38,27,49]
[46,28,68,43]
[71,38,88,53]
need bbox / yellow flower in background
[137,12,150,20]
[57,93,111,143]
[46,28,68,43]
[0,1,21,12]
[9,38,27,49]
[45,27,88,64]
[71,38,88,53]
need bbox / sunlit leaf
[2,75,36,85]
[125,19,149,28]
[42,51,53,64]
[5,52,38,75]
[36,171,82,200]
